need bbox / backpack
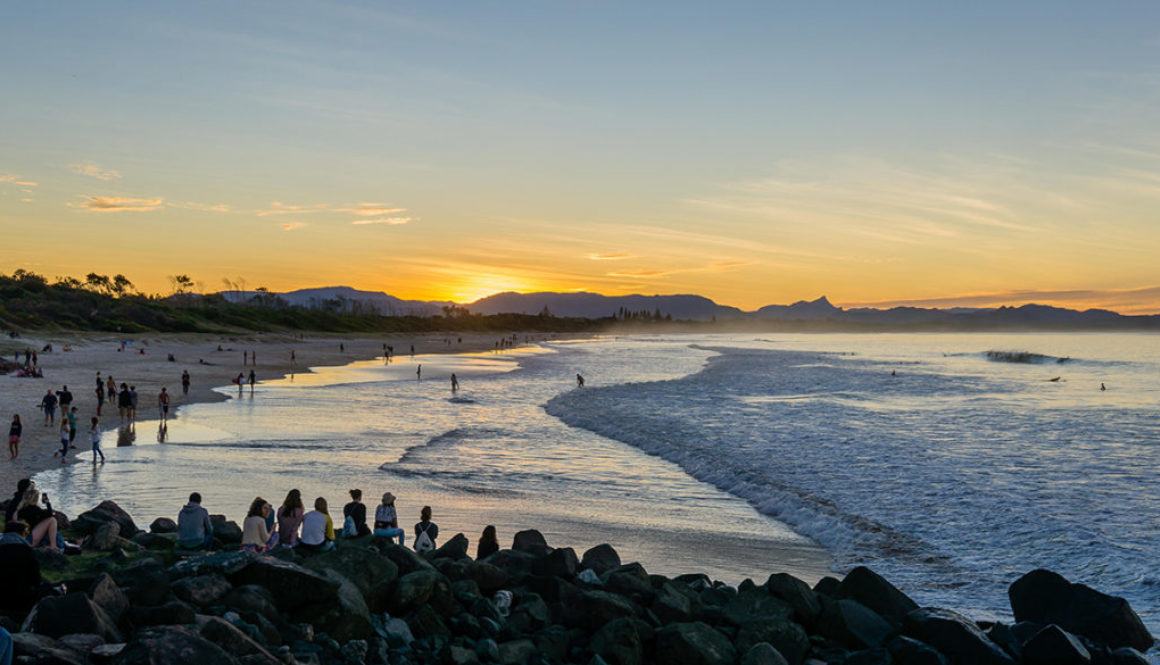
[342,515,356,537]
[414,523,434,553]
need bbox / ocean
[34,332,1160,639]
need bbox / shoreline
[0,331,571,492]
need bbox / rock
[11,632,87,665]
[476,637,500,662]
[22,593,123,643]
[511,530,551,556]
[735,618,809,665]
[112,625,242,665]
[227,557,339,611]
[566,590,636,631]
[655,622,737,665]
[91,643,126,664]
[59,633,106,654]
[149,517,177,534]
[115,560,173,607]
[128,600,196,627]
[470,562,510,594]
[1021,625,1091,665]
[1108,647,1151,665]
[172,574,233,607]
[198,617,281,665]
[301,571,373,642]
[765,573,821,628]
[845,648,892,665]
[510,593,551,632]
[815,598,894,650]
[652,582,698,624]
[169,550,257,579]
[533,624,572,663]
[484,550,538,579]
[1008,569,1154,651]
[580,544,621,575]
[741,643,789,665]
[391,570,441,615]
[407,604,450,639]
[369,540,436,575]
[984,623,1023,660]
[301,545,399,610]
[33,547,70,572]
[838,567,919,627]
[88,574,130,624]
[442,644,477,665]
[903,608,1014,665]
[886,635,949,665]
[496,638,536,665]
[92,523,121,551]
[432,533,470,560]
[723,588,794,626]
[533,547,579,579]
[813,576,841,598]
[221,585,280,623]
[130,532,175,550]
[74,501,138,538]
[209,515,244,544]
[340,640,368,665]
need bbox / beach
[0,331,544,493]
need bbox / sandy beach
[0,331,540,492]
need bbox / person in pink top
[276,489,305,547]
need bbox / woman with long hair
[276,489,305,547]
[241,497,279,552]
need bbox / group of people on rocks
[175,488,497,558]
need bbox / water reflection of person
[117,424,135,447]
[157,422,168,443]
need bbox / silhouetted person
[576,374,584,388]
[450,373,458,392]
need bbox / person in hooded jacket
[177,492,214,550]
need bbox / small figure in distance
[477,525,499,560]
[177,492,214,550]
[181,370,191,396]
[158,387,171,423]
[891,370,896,376]
[299,497,335,552]
[1100,383,1106,391]
[68,407,79,448]
[277,489,306,548]
[241,497,279,552]
[342,489,370,537]
[576,373,584,388]
[450,373,458,392]
[57,418,70,463]
[40,390,58,426]
[373,492,405,546]
[416,365,422,380]
[413,506,438,553]
[90,417,105,463]
[9,414,22,460]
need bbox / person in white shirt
[299,497,335,552]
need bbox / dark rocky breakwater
[2,500,1154,665]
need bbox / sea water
[34,332,1160,638]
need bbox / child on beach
[277,489,305,547]
[373,492,404,546]
[299,497,335,552]
[9,415,21,459]
[90,417,105,463]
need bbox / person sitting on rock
[477,525,499,559]
[342,489,370,537]
[176,492,214,550]
[15,487,59,552]
[373,492,404,546]
[3,478,31,524]
[277,489,305,547]
[298,497,335,552]
[0,521,42,618]
[413,505,438,552]
[241,497,279,553]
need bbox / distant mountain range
[216,287,1160,329]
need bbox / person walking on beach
[106,377,116,405]
[177,492,214,550]
[95,381,104,417]
[40,390,58,426]
[416,364,422,380]
[248,370,256,394]
[117,384,132,424]
[67,407,78,448]
[277,489,306,547]
[373,492,404,545]
[55,386,72,412]
[89,417,105,463]
[299,497,335,552]
[158,388,171,423]
[128,385,139,422]
[450,373,458,392]
[56,419,70,462]
[576,373,584,388]
[9,415,22,460]
[413,506,438,552]
[181,370,190,396]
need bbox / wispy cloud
[280,222,307,231]
[338,203,407,217]
[606,260,756,280]
[351,217,412,225]
[588,252,633,261]
[70,162,122,181]
[256,202,330,217]
[169,201,231,213]
[69,195,164,212]
[0,174,38,189]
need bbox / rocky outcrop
[1009,569,1154,651]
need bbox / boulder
[197,617,281,665]
[59,633,106,655]
[33,547,70,572]
[130,532,175,550]
[652,582,698,624]
[128,600,196,627]
[22,593,123,643]
[369,540,436,574]
[655,622,738,665]
[581,544,622,575]
[149,517,177,534]
[300,569,373,642]
[484,550,538,579]
[300,545,399,605]
[723,588,794,626]
[886,635,949,665]
[765,573,821,627]
[1021,625,1091,665]
[1108,647,1151,665]
[735,618,809,665]
[172,573,233,607]
[92,523,121,551]
[390,569,441,615]
[838,567,919,626]
[984,623,1023,660]
[111,625,242,665]
[470,562,510,594]
[11,632,86,665]
[497,638,537,665]
[903,608,1014,665]
[115,560,173,607]
[816,599,893,650]
[741,643,790,665]
[566,590,636,631]
[74,501,138,538]
[1008,569,1154,651]
[221,585,280,623]
[533,547,579,579]
[227,557,339,611]
[591,618,642,665]
[92,643,127,664]
[511,530,551,556]
[209,515,243,544]
[813,576,841,598]
[845,648,893,665]
[169,550,256,579]
[432,533,470,560]
[88,574,129,624]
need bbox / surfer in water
[450,373,458,392]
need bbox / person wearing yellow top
[299,497,335,552]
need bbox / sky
[3,2,1160,313]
